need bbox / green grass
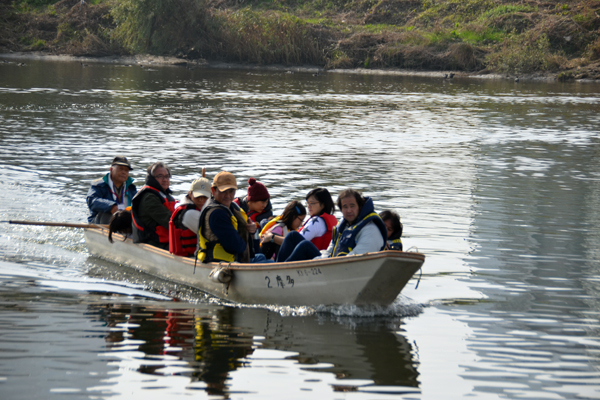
[4,0,600,75]
[480,4,536,19]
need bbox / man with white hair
[86,156,137,224]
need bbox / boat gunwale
[87,228,425,271]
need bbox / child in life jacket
[259,201,307,260]
[298,188,337,250]
[234,177,272,254]
[234,177,272,223]
[169,177,211,257]
[379,210,403,251]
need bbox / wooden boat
[84,227,425,306]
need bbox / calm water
[1,58,600,400]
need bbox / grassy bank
[1,0,600,79]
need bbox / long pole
[1,220,107,229]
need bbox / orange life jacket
[169,203,199,257]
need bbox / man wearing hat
[196,171,253,263]
[168,177,211,257]
[86,156,137,224]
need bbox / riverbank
[0,51,573,82]
[2,0,600,81]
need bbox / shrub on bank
[111,0,212,54]
[110,0,326,64]
[208,8,326,64]
[3,0,600,78]
[486,31,554,74]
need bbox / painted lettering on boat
[264,275,296,288]
[297,267,322,277]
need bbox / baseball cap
[111,156,133,170]
[212,171,238,191]
[190,177,211,198]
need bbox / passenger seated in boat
[197,172,269,264]
[259,201,307,260]
[169,177,211,257]
[380,210,403,251]
[131,162,177,250]
[233,177,272,253]
[277,189,387,262]
[108,209,132,243]
[298,188,337,250]
[86,155,137,224]
[234,178,273,224]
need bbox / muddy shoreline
[2,51,597,83]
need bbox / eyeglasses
[306,201,320,207]
[155,174,170,180]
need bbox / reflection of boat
[84,227,425,306]
[92,303,419,396]
[233,308,420,388]
[92,303,255,397]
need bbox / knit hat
[190,177,211,198]
[246,177,270,201]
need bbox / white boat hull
[84,228,425,306]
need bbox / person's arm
[182,209,201,233]
[348,222,385,256]
[299,217,327,242]
[86,183,116,214]
[140,194,172,228]
[208,209,247,255]
[261,225,284,246]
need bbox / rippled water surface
[1,58,600,399]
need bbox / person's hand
[110,205,118,214]
[247,222,257,234]
[260,232,272,245]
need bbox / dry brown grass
[3,0,600,78]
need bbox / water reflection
[3,57,600,399]
[98,304,254,396]
[91,303,418,397]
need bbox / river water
[1,58,599,400]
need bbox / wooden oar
[1,220,107,229]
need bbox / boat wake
[206,294,425,317]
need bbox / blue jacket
[331,197,387,257]
[86,174,136,223]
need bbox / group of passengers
[87,156,404,264]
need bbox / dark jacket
[197,199,250,263]
[131,175,176,249]
[86,173,136,223]
[234,195,273,223]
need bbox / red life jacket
[300,213,338,250]
[131,186,176,246]
[169,203,199,257]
